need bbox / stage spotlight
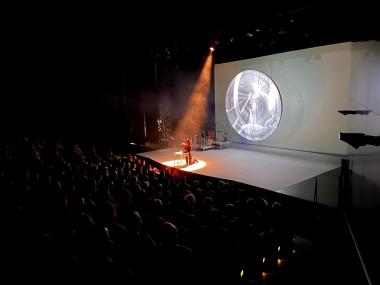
[339,132,380,149]
[338,110,371,115]
[209,38,220,52]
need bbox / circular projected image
[225,70,282,141]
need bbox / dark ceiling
[148,3,379,64]
[6,2,378,70]
[99,2,379,64]
[1,2,379,137]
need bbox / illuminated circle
[225,70,282,141]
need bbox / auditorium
[2,3,379,284]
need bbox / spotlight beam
[174,53,213,140]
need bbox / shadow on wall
[230,74,305,145]
[264,74,304,143]
[348,170,380,285]
[352,172,380,209]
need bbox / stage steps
[214,141,232,149]
[194,144,214,151]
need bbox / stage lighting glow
[277,259,285,267]
[161,159,206,171]
[225,70,282,141]
[210,46,215,51]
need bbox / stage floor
[139,146,340,190]
[139,146,342,206]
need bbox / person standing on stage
[182,138,192,165]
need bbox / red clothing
[183,140,191,153]
[182,140,192,165]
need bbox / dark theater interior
[2,2,379,284]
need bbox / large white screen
[215,42,355,155]
[225,70,282,141]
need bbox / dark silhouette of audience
[1,135,295,284]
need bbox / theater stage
[138,145,342,207]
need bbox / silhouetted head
[126,210,142,233]
[160,221,178,245]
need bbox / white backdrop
[215,42,364,155]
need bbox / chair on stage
[173,150,193,166]
[174,151,184,166]
[183,151,192,165]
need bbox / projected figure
[181,138,192,165]
[225,70,282,141]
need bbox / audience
[1,135,294,283]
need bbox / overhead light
[210,38,219,52]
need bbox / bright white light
[161,159,207,171]
[162,159,187,167]
[225,70,282,141]
[183,160,207,171]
